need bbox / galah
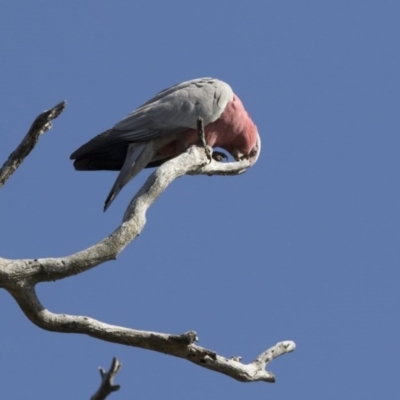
[70,77,260,211]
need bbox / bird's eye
[250,148,257,157]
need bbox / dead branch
[91,358,122,400]
[0,101,66,188]
[0,103,295,389]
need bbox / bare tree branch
[90,358,121,400]
[0,103,295,385]
[197,116,212,161]
[0,101,66,188]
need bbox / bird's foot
[212,151,228,162]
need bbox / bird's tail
[104,142,156,211]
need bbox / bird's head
[232,131,261,166]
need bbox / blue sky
[1,1,399,398]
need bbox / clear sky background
[1,1,399,399]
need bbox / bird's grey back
[114,77,234,134]
[70,77,233,167]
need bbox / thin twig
[90,357,122,400]
[0,101,66,188]
[197,116,212,161]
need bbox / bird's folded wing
[70,78,233,160]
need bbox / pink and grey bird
[70,78,261,210]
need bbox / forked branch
[91,358,122,400]
[0,103,295,391]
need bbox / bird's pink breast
[156,95,258,160]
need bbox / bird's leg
[197,117,212,162]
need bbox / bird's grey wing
[113,77,233,135]
[136,77,212,107]
[71,78,233,160]
[103,141,152,211]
